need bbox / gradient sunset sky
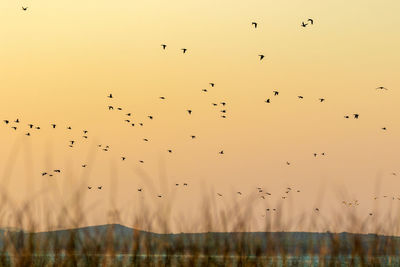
[0,0,399,233]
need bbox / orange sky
[0,0,399,233]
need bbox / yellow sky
[0,0,399,233]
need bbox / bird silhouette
[183,183,188,186]
[382,127,387,130]
[158,195,162,198]
[28,124,33,128]
[187,110,192,115]
[191,135,196,139]
[315,208,319,212]
[237,192,242,195]
[273,91,279,96]
[344,115,349,119]
[252,22,258,28]
[22,6,28,11]
[161,44,167,50]
[25,132,30,136]
[313,153,317,157]
[298,96,304,99]
[121,157,126,161]
[259,55,265,60]
[143,138,149,142]
[167,150,172,153]
[98,186,102,190]
[308,18,314,25]
[54,170,61,173]
[217,193,223,197]
[209,83,215,87]
[117,107,122,110]
[70,141,75,145]
[301,22,308,27]
[219,150,224,155]
[319,98,325,102]
[42,172,47,176]
[286,161,291,165]
[181,48,187,54]
[107,93,113,98]
[212,103,217,106]
[265,99,270,103]
[108,106,114,110]
[138,188,142,192]
[3,120,9,124]
[15,119,20,123]
[221,102,226,106]
[82,164,87,168]
[67,126,72,130]
[83,130,88,134]
[11,127,17,130]
[376,86,388,90]
[139,160,144,163]
[175,184,179,186]
[159,96,166,99]
[148,116,153,120]
[51,124,56,128]
[202,89,208,92]
[88,186,92,189]
[353,114,359,119]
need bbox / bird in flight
[219,150,224,155]
[181,48,187,54]
[221,102,226,106]
[382,127,387,131]
[54,170,61,173]
[217,193,223,197]
[98,186,102,190]
[138,188,142,192]
[159,96,166,100]
[202,89,208,92]
[353,114,359,119]
[3,120,9,124]
[301,22,308,27]
[22,6,28,11]
[191,135,196,139]
[319,98,325,102]
[42,172,47,176]
[210,83,215,87]
[286,161,291,165]
[308,18,314,25]
[298,96,304,99]
[26,133,30,136]
[259,55,265,60]
[143,138,149,142]
[183,183,188,186]
[252,22,258,28]
[273,91,279,96]
[121,157,126,161]
[11,127,17,130]
[15,119,20,123]
[107,93,113,98]
[167,149,172,153]
[187,109,192,115]
[376,86,388,90]
[88,186,92,189]
[161,44,167,50]
[148,116,153,120]
[28,124,33,128]
[108,106,114,110]
[82,164,87,168]
[344,115,349,119]
[51,124,56,128]
[237,192,242,195]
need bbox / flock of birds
[6,12,396,218]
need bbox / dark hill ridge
[1,224,399,256]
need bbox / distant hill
[1,224,399,256]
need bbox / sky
[0,0,399,233]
